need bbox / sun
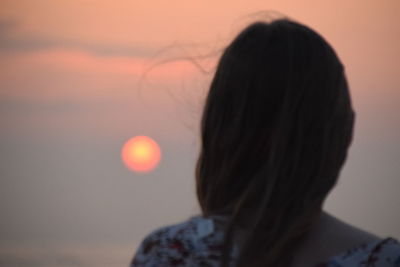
[121,136,161,173]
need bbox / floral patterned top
[131,215,400,267]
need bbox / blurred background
[0,0,399,266]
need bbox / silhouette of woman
[131,18,400,267]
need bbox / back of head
[195,18,355,267]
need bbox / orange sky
[1,0,399,141]
[1,0,399,110]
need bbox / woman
[131,18,400,267]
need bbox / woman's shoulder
[299,212,400,267]
[325,237,400,267]
[131,215,225,266]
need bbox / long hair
[195,18,355,267]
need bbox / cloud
[0,18,155,58]
[0,96,90,115]
[0,18,18,33]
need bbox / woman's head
[195,18,355,266]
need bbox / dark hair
[195,18,355,267]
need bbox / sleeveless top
[131,215,400,267]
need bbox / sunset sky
[0,0,399,265]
